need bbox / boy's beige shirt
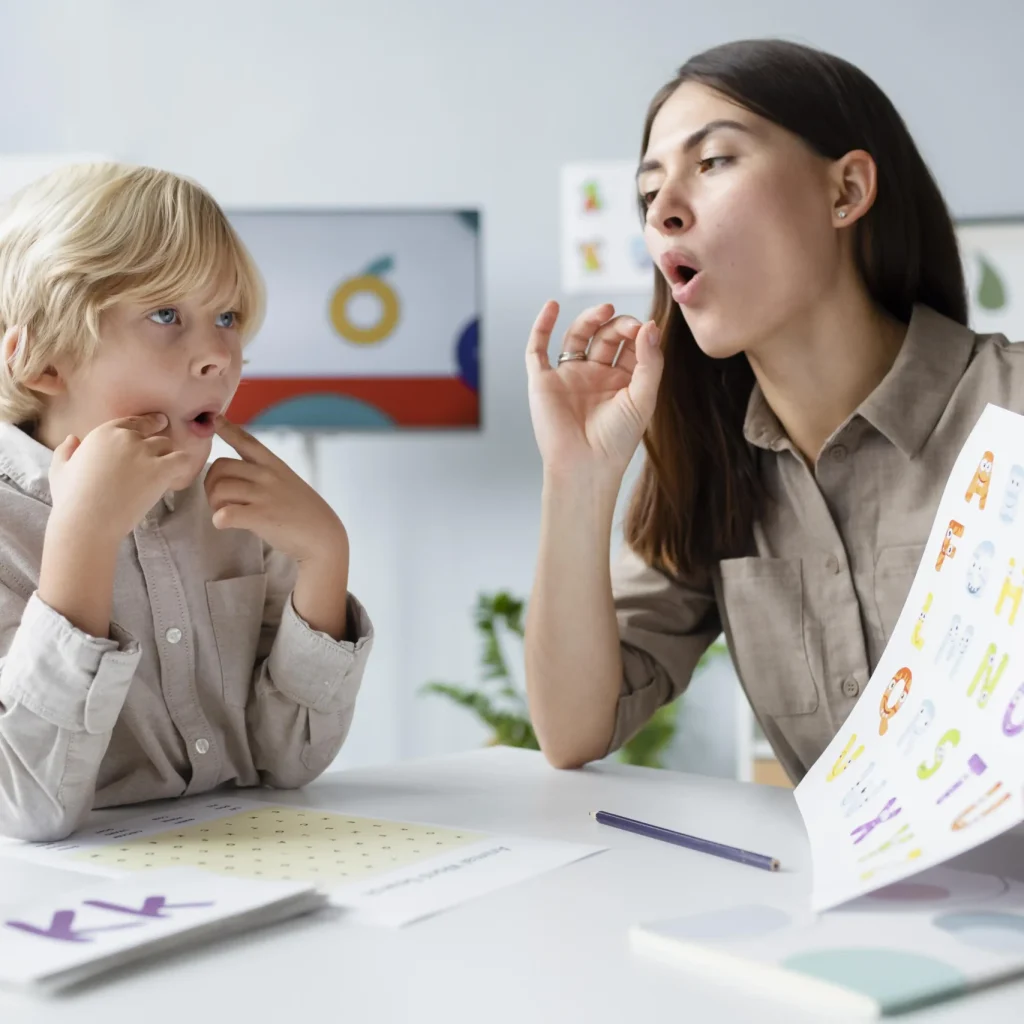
[0,426,373,840]
[611,305,1024,781]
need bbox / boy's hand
[207,418,349,563]
[48,413,193,543]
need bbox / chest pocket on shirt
[874,544,926,641]
[719,557,820,717]
[206,574,268,707]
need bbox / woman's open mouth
[659,252,703,305]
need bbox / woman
[524,38,1024,778]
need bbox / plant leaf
[362,255,394,277]
[977,255,1006,311]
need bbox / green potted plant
[420,591,728,769]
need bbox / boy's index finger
[214,416,271,463]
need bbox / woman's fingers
[626,321,664,424]
[560,303,615,356]
[526,300,559,375]
[586,315,642,369]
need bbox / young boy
[0,163,373,841]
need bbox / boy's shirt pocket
[205,574,268,708]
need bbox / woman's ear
[830,149,878,228]
[2,325,66,396]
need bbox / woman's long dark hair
[625,39,967,577]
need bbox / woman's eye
[698,155,733,173]
[640,190,659,208]
[148,308,180,326]
[216,311,238,328]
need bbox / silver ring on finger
[557,351,587,364]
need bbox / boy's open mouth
[185,408,221,438]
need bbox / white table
[1,747,1022,1023]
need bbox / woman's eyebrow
[637,119,754,178]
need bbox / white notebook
[0,867,325,994]
[630,865,1024,1019]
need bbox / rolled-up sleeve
[607,545,721,754]
[247,547,373,788]
[0,590,141,841]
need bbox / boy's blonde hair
[0,162,265,424]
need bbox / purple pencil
[591,810,780,872]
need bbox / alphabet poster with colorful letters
[795,403,1024,912]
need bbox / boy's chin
[168,443,211,492]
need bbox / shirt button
[165,627,183,645]
[842,677,860,698]
[830,444,848,462]
[825,555,841,574]
[195,738,210,755]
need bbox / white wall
[3,0,1023,772]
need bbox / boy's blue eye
[149,308,180,326]
[216,311,238,328]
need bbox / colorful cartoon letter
[966,541,996,597]
[935,616,961,665]
[897,699,935,755]
[1001,464,1024,524]
[860,845,922,882]
[965,450,994,509]
[579,240,603,273]
[581,181,602,212]
[826,733,864,781]
[841,762,886,818]
[952,623,975,677]
[911,593,933,650]
[916,728,961,780]
[936,520,964,571]
[995,558,1023,625]
[1004,681,1024,737]
[951,781,1011,831]
[851,797,902,845]
[857,823,917,866]
[937,754,987,805]
[967,643,1008,709]
[879,668,912,736]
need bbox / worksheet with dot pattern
[72,806,484,883]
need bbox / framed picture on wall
[225,209,481,431]
[957,216,1024,342]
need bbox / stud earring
[837,210,848,220]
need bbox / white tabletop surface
[1,746,1022,1023]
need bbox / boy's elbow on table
[0,788,85,843]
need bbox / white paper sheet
[795,403,1024,910]
[0,867,321,993]
[0,796,605,927]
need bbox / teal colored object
[935,911,1024,952]
[248,394,395,430]
[362,255,395,277]
[782,949,968,1014]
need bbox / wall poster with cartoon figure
[560,161,654,295]
[796,403,1024,912]
[223,210,480,431]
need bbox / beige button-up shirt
[0,424,373,840]
[611,305,1024,782]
